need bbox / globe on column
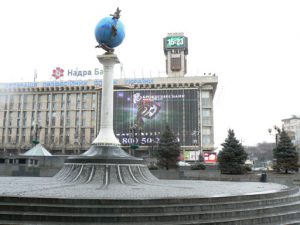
[95,7,125,52]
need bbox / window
[92,93,97,109]
[66,111,71,127]
[75,111,80,127]
[51,128,55,143]
[51,112,56,126]
[202,127,211,135]
[37,95,42,109]
[90,128,95,143]
[8,113,13,126]
[65,128,70,144]
[202,91,211,107]
[52,102,58,111]
[76,94,81,109]
[17,112,21,127]
[47,94,51,109]
[81,111,87,126]
[59,128,64,143]
[22,112,27,126]
[82,94,89,109]
[31,112,35,126]
[202,135,211,145]
[202,109,211,117]
[74,129,79,143]
[91,111,96,126]
[60,111,64,126]
[202,91,210,98]
[66,94,71,109]
[202,118,211,126]
[44,128,48,144]
[61,94,66,110]
[81,128,86,144]
[9,96,14,109]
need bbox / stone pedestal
[55,53,156,185]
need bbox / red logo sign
[52,67,64,80]
[204,152,217,163]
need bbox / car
[252,167,267,171]
[178,161,191,166]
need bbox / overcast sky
[0,0,299,148]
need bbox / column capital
[97,53,120,65]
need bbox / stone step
[0,193,300,214]
[1,200,300,223]
[0,186,297,206]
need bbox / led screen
[113,89,198,147]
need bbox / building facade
[0,75,217,158]
[282,115,300,152]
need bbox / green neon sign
[166,36,185,48]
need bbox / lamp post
[192,130,200,163]
[268,125,281,147]
[129,125,142,156]
[268,125,281,170]
[32,122,42,146]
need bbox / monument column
[57,8,152,185]
[92,53,120,146]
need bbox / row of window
[1,128,96,145]
[0,93,97,111]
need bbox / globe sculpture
[95,7,125,52]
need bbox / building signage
[164,36,187,49]
[204,152,217,164]
[51,67,104,80]
[0,78,154,89]
[67,68,103,77]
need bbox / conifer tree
[218,129,248,174]
[157,125,180,170]
[273,129,298,173]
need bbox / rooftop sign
[0,78,155,89]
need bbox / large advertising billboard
[113,89,198,147]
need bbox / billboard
[204,152,217,164]
[113,89,198,147]
[184,150,200,161]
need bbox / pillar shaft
[93,53,120,146]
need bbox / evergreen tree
[273,129,298,173]
[218,129,248,174]
[156,125,180,170]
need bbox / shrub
[191,163,206,170]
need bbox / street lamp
[129,124,142,156]
[268,125,281,147]
[31,122,42,146]
[192,130,200,163]
[268,125,281,170]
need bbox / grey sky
[0,0,299,148]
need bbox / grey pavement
[0,177,287,199]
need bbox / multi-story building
[0,75,217,157]
[282,115,300,152]
[0,33,218,159]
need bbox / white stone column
[92,53,120,146]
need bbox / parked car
[178,161,191,166]
[252,167,267,171]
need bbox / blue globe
[95,16,125,49]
